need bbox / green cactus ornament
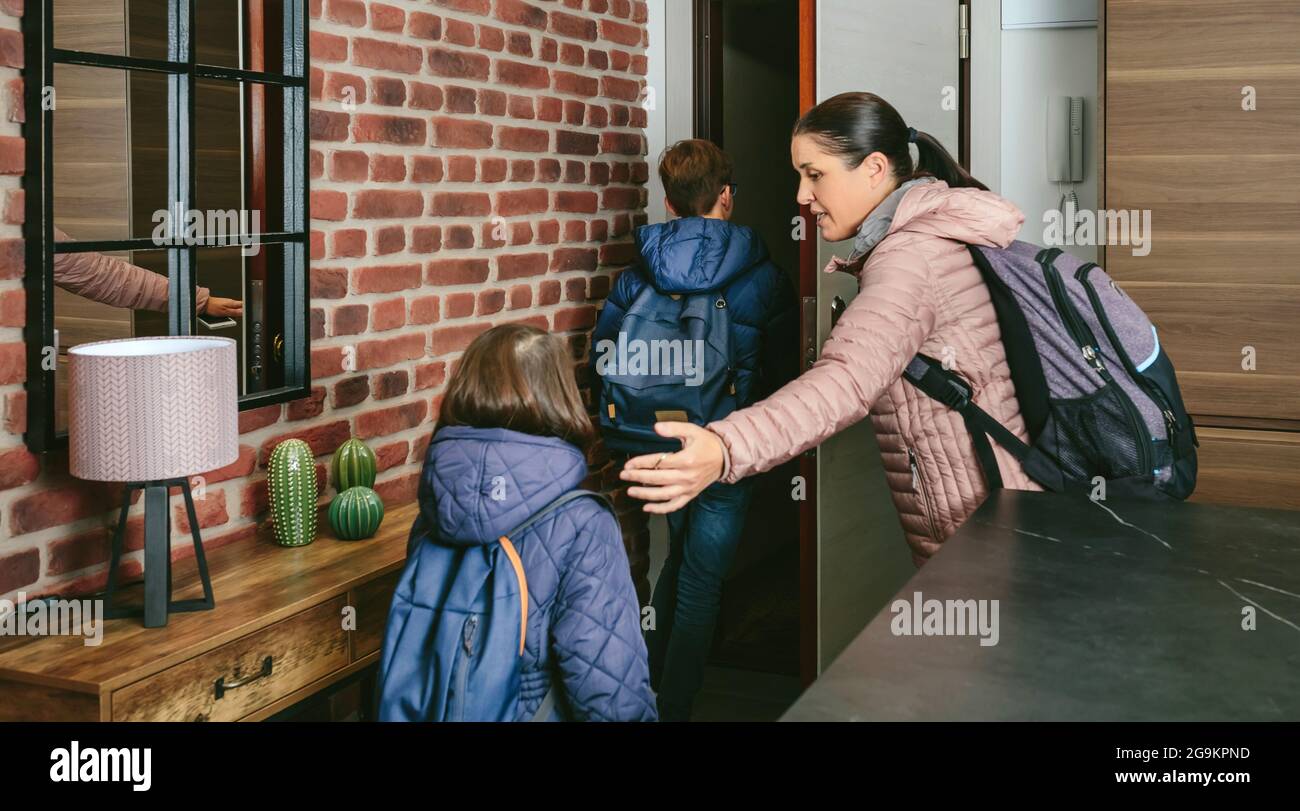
[268,438,317,547]
[329,486,385,541]
[331,437,377,491]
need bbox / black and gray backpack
[903,241,1198,500]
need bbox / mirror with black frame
[31,0,308,448]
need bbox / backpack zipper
[1037,251,1152,475]
[907,448,941,544]
[1075,263,1182,448]
[451,614,478,722]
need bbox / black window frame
[23,0,312,453]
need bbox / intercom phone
[1047,96,1085,227]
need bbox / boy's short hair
[658,139,733,217]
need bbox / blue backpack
[376,490,613,722]
[594,283,737,454]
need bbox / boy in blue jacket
[590,139,798,721]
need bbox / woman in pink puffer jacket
[620,91,1043,566]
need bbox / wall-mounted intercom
[1047,95,1085,229]
[1047,95,1085,183]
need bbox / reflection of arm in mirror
[51,227,243,317]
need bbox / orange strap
[498,535,528,656]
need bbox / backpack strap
[497,490,615,656]
[902,354,1032,491]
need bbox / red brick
[260,420,353,464]
[496,188,549,217]
[199,445,258,485]
[0,445,39,490]
[239,404,282,434]
[556,129,599,155]
[3,188,22,224]
[324,71,366,105]
[0,341,24,385]
[9,485,112,536]
[553,71,599,97]
[554,191,598,213]
[601,131,644,155]
[427,46,490,80]
[374,472,420,506]
[374,440,409,472]
[496,59,549,89]
[411,226,442,254]
[353,263,422,293]
[538,280,562,305]
[370,154,407,182]
[477,289,506,316]
[497,0,548,29]
[410,81,444,111]
[552,247,598,272]
[445,292,475,318]
[352,114,426,145]
[550,11,597,41]
[372,298,406,332]
[0,287,22,327]
[352,36,423,73]
[480,157,508,183]
[3,390,26,435]
[414,361,447,390]
[329,150,369,182]
[599,18,643,46]
[375,224,405,255]
[311,266,349,299]
[409,11,442,40]
[0,548,39,593]
[371,370,411,401]
[498,126,549,153]
[311,31,349,62]
[310,110,349,141]
[330,228,366,258]
[352,189,424,219]
[331,304,369,336]
[426,258,490,286]
[326,0,366,27]
[430,192,492,218]
[431,323,492,356]
[355,400,427,439]
[370,2,406,32]
[312,189,348,220]
[412,155,444,184]
[432,117,493,149]
[497,253,548,280]
[174,489,229,534]
[333,376,371,409]
[370,76,407,106]
[357,332,426,370]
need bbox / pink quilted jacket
[53,227,211,314]
[709,178,1044,565]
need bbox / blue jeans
[646,478,754,721]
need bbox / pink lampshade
[68,336,240,482]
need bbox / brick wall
[0,0,654,603]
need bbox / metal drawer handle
[214,656,273,700]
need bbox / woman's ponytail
[793,92,987,191]
[911,128,987,191]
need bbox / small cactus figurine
[331,437,377,491]
[268,439,317,547]
[329,486,385,541]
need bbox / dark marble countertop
[782,490,1300,721]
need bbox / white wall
[997,25,1099,262]
[644,0,694,226]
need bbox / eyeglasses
[725,182,739,198]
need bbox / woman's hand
[204,297,244,317]
[620,422,726,513]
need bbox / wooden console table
[0,502,417,722]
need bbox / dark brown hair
[658,138,734,217]
[793,91,987,191]
[438,324,594,451]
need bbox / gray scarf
[845,176,938,263]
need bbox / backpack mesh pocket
[1048,384,1143,480]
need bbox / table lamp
[69,336,239,628]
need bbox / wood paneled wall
[1104,0,1300,509]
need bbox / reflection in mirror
[49,0,288,432]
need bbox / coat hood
[420,425,589,547]
[837,177,1025,268]
[633,217,769,294]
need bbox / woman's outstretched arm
[622,251,938,512]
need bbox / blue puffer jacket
[590,217,799,409]
[408,425,657,721]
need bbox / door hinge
[959,4,970,60]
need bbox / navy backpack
[903,242,1198,501]
[594,283,737,454]
[376,490,614,722]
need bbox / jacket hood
[844,177,1025,264]
[421,425,589,547]
[633,217,769,294]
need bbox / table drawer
[352,570,402,660]
[112,597,349,721]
